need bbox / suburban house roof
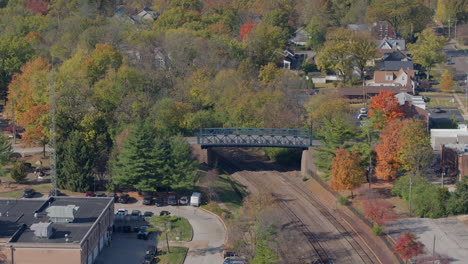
[382,50,410,61]
[431,125,468,150]
[370,21,396,39]
[338,86,412,98]
[395,92,426,110]
[131,7,158,21]
[289,28,309,46]
[366,68,415,89]
[376,37,406,50]
[378,60,414,71]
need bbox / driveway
[111,203,226,264]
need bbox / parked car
[131,210,141,220]
[190,192,201,206]
[154,197,164,207]
[119,193,130,203]
[116,209,128,216]
[107,192,118,201]
[433,107,444,113]
[167,195,177,206]
[96,192,106,197]
[85,191,96,197]
[137,226,150,240]
[143,195,153,205]
[23,189,34,198]
[179,196,188,205]
[142,254,158,264]
[359,108,368,114]
[159,211,170,216]
[144,211,154,217]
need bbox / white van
[190,192,201,206]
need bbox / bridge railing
[197,128,312,148]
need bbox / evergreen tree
[112,122,162,192]
[167,136,198,191]
[57,131,94,192]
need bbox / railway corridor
[232,170,379,264]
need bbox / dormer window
[386,74,393,81]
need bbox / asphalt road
[103,203,226,264]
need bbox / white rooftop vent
[46,205,79,223]
[30,222,53,238]
[458,124,467,130]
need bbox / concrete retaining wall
[301,147,320,177]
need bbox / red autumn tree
[5,58,51,154]
[369,90,404,127]
[25,0,49,15]
[362,199,397,225]
[239,23,255,41]
[393,231,425,263]
[330,148,365,198]
[375,120,404,180]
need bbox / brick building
[0,197,114,264]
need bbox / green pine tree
[0,135,11,177]
[57,131,94,192]
[112,122,163,192]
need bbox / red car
[85,191,96,197]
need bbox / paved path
[387,217,468,263]
[114,203,226,264]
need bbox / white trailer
[190,192,201,206]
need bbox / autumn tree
[5,57,51,153]
[375,120,404,180]
[393,231,425,264]
[398,119,432,175]
[330,148,365,198]
[316,28,377,82]
[363,199,397,226]
[440,70,454,92]
[366,0,432,39]
[239,23,256,41]
[84,43,123,84]
[244,24,286,66]
[369,90,404,128]
[408,29,446,80]
[25,0,49,14]
[0,35,34,95]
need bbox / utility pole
[49,73,57,197]
[11,99,16,144]
[454,19,458,41]
[448,16,451,39]
[432,235,436,264]
[409,174,413,217]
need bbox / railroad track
[272,192,332,264]
[213,148,380,264]
[275,172,380,264]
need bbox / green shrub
[263,148,302,166]
[372,224,384,236]
[302,177,309,182]
[11,161,28,183]
[337,196,348,206]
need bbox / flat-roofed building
[0,197,114,264]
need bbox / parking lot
[95,231,157,264]
[95,202,226,264]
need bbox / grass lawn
[150,216,193,242]
[158,247,188,264]
[215,175,246,212]
[425,96,457,107]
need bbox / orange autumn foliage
[369,90,404,123]
[239,23,256,41]
[375,120,405,180]
[330,148,365,193]
[5,57,51,146]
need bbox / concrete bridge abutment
[301,147,319,177]
[190,144,215,166]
